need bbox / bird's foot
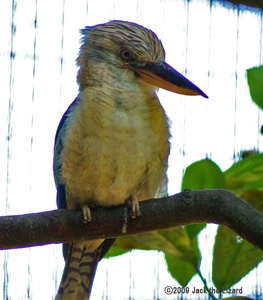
[126,196,140,218]
[80,204,92,223]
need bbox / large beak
[133,61,208,98]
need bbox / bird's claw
[126,196,140,218]
[81,204,92,223]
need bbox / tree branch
[218,0,263,9]
[1,189,263,251]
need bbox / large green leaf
[213,225,263,291]
[247,65,263,110]
[159,228,200,263]
[181,159,225,191]
[162,228,201,286]
[224,153,263,196]
[112,231,184,255]
[213,190,263,290]
[107,227,201,286]
[112,228,199,257]
[165,251,197,287]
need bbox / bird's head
[77,20,208,98]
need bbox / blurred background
[1,0,263,299]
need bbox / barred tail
[56,240,104,300]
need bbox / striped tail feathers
[56,241,104,300]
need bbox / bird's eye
[120,49,134,61]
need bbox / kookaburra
[53,20,207,300]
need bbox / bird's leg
[126,195,140,218]
[81,204,92,223]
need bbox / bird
[53,20,208,300]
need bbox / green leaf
[184,223,207,240]
[224,153,263,196]
[242,189,263,212]
[247,65,263,110]
[212,225,263,291]
[165,251,197,287]
[161,229,201,286]
[104,245,130,258]
[181,159,225,191]
[110,227,201,286]
[159,228,200,263]
[113,228,197,256]
[113,231,183,255]
[213,189,263,290]
[164,232,201,287]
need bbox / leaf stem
[195,267,216,299]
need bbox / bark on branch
[1,189,263,251]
